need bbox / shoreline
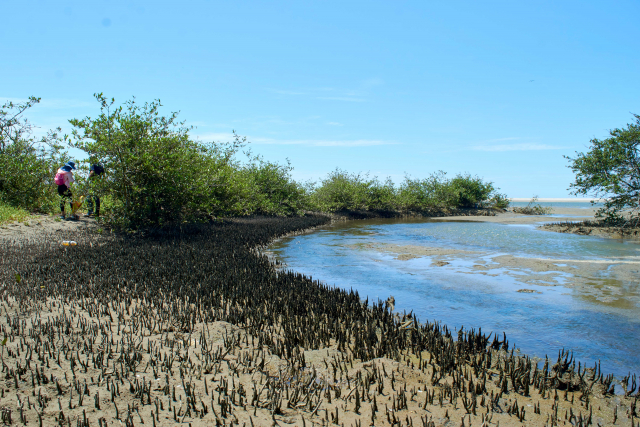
[0,215,637,425]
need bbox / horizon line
[509,198,604,202]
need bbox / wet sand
[350,239,640,314]
[431,207,599,225]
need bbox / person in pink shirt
[54,161,77,219]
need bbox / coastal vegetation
[1,94,507,228]
[566,113,640,227]
[0,97,69,214]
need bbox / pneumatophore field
[0,216,637,426]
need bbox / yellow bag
[71,196,85,215]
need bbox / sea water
[268,207,640,379]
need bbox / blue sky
[3,1,639,197]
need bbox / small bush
[309,169,373,212]
[447,174,496,208]
[241,155,307,216]
[512,196,551,215]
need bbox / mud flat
[357,242,640,311]
[542,222,640,240]
[427,206,640,241]
[430,207,599,225]
[0,216,637,426]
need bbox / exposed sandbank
[431,207,598,225]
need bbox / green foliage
[309,169,502,213]
[241,155,307,216]
[69,94,306,227]
[448,174,496,208]
[5,93,508,227]
[396,172,500,211]
[70,94,236,227]
[366,177,398,211]
[566,114,640,226]
[309,169,388,212]
[0,97,67,212]
[0,201,32,225]
[397,171,447,210]
[485,193,510,210]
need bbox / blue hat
[63,161,76,170]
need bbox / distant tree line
[1,94,509,228]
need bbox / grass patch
[0,202,32,225]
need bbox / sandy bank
[0,213,101,241]
[430,207,598,225]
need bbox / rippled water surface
[268,216,640,378]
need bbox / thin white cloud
[317,96,365,102]
[195,132,393,147]
[361,78,384,88]
[487,137,521,142]
[194,132,236,142]
[252,137,390,147]
[40,98,95,109]
[472,143,563,152]
[0,96,29,105]
[0,97,94,109]
[266,89,307,96]
[312,139,388,147]
[327,122,343,126]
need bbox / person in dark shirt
[85,163,104,217]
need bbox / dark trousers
[87,194,100,216]
[57,185,72,214]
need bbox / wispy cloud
[266,79,381,103]
[472,143,563,152]
[195,132,393,147]
[312,139,388,147]
[361,78,384,88]
[0,97,94,109]
[317,96,365,102]
[266,89,307,96]
[327,122,343,126]
[486,137,521,142]
[252,137,390,147]
[194,132,236,142]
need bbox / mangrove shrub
[566,113,640,225]
[0,97,68,212]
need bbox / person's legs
[86,195,95,215]
[85,195,100,217]
[58,185,73,218]
[58,185,68,217]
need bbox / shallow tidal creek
[267,217,640,379]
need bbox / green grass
[0,201,33,225]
